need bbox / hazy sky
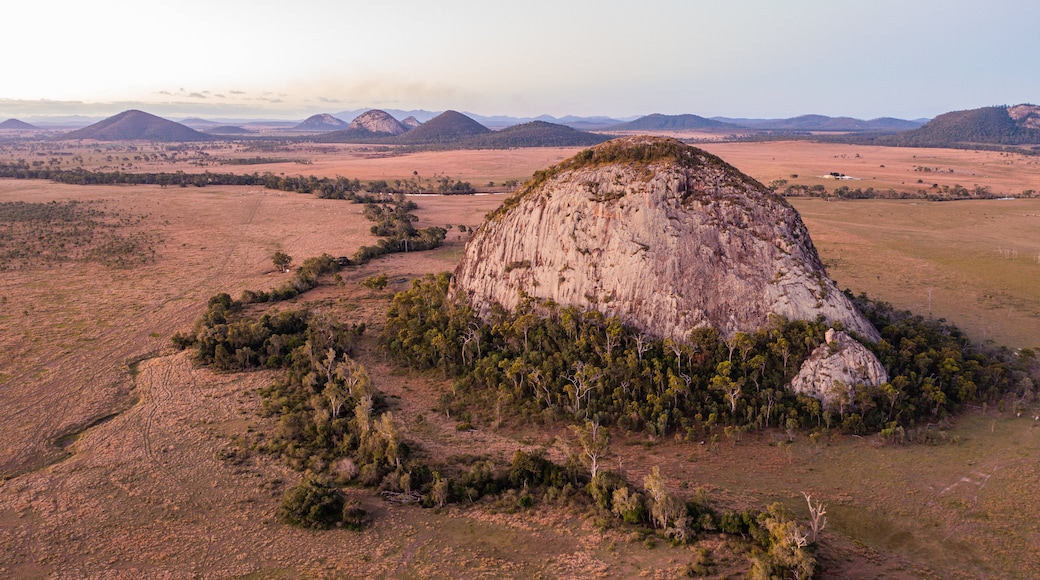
[2,0,1037,120]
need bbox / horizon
[2,106,945,127]
[2,0,1038,121]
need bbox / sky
[1,0,1037,121]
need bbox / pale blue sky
[2,0,1036,120]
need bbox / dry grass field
[790,197,1040,350]
[1,140,1038,578]
[699,141,1040,199]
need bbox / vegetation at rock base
[381,273,1035,438]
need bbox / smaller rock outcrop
[401,116,422,129]
[789,329,888,411]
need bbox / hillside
[0,118,37,130]
[293,113,349,132]
[391,110,491,145]
[884,104,1040,146]
[319,114,609,148]
[464,121,611,148]
[607,113,742,132]
[62,110,211,141]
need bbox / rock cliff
[789,329,889,410]
[451,136,880,343]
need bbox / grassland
[1,141,1038,578]
[790,197,1040,350]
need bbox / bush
[278,474,365,530]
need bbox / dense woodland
[382,273,1036,439]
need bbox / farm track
[0,191,268,479]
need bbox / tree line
[0,162,474,197]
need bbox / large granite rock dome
[451,136,880,343]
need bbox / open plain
[1,141,1039,578]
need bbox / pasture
[0,140,1038,577]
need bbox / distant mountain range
[317,110,609,148]
[332,110,630,130]
[714,115,927,132]
[33,104,1040,148]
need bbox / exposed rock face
[401,116,422,129]
[348,109,408,135]
[1008,104,1040,130]
[451,136,880,342]
[789,329,889,410]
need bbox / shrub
[278,474,366,530]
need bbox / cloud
[230,90,246,95]
[187,92,206,99]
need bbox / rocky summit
[348,109,408,136]
[451,136,881,343]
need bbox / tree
[803,492,827,543]
[565,361,601,416]
[643,466,687,540]
[361,273,388,291]
[710,361,743,415]
[272,251,293,273]
[571,419,610,479]
[278,474,359,530]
